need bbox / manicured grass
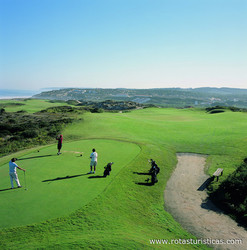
[1,143,202,249]
[0,99,72,113]
[64,108,247,160]
[0,139,140,229]
[1,105,247,249]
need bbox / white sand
[164,153,247,250]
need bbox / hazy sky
[0,0,246,90]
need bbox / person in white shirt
[9,158,26,189]
[89,148,98,174]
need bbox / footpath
[164,153,247,250]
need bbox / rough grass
[1,105,247,249]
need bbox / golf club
[24,171,27,190]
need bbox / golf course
[1,99,247,249]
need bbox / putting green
[0,139,140,229]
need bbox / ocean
[0,89,39,99]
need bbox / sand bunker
[164,153,247,249]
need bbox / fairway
[0,99,73,113]
[0,139,140,229]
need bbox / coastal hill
[33,87,247,108]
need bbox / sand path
[164,153,247,249]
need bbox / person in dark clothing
[147,159,160,185]
[56,134,63,155]
[149,159,159,173]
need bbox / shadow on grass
[133,171,150,175]
[42,173,90,182]
[17,155,54,161]
[88,175,106,179]
[197,177,214,191]
[135,182,154,186]
[0,188,14,192]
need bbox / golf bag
[151,170,158,184]
[148,159,160,185]
[103,162,114,177]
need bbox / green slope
[2,105,247,249]
[0,139,140,229]
[0,99,71,113]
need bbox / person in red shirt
[56,134,63,155]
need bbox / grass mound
[0,139,140,229]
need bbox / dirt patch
[164,153,247,249]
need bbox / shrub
[0,110,75,157]
[0,108,5,114]
[209,162,247,226]
[21,130,39,138]
[228,106,241,112]
[49,100,66,103]
[66,100,79,105]
[16,110,27,113]
[90,108,104,113]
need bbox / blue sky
[0,0,246,90]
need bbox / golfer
[9,158,25,189]
[89,148,98,174]
[56,134,63,155]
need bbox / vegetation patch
[205,105,247,114]
[48,99,66,104]
[209,161,247,227]
[76,99,154,111]
[0,109,73,157]
[37,105,85,114]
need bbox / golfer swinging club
[89,148,98,174]
[9,158,26,189]
[56,134,63,155]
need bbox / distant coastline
[0,96,33,100]
[0,89,39,100]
